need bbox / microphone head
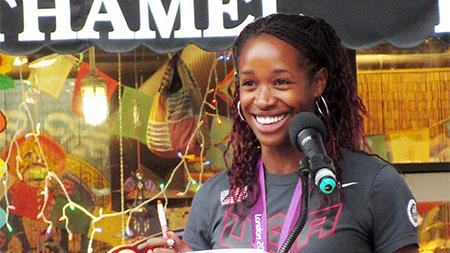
[288,112,327,150]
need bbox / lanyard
[251,159,303,252]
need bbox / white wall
[404,173,450,202]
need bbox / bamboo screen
[357,68,450,162]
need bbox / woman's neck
[260,145,303,174]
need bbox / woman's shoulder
[339,149,400,182]
[190,170,231,209]
[339,149,413,204]
[341,149,392,171]
[196,170,230,195]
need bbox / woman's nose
[253,86,276,108]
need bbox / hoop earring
[315,95,329,118]
[237,101,246,122]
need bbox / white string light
[109,53,228,251]
[1,52,228,252]
[117,52,126,246]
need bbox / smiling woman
[236,34,325,152]
[139,13,419,253]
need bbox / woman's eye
[274,79,290,85]
[241,80,255,87]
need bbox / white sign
[0,0,278,42]
[435,0,450,33]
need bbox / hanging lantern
[81,76,108,126]
[81,47,108,126]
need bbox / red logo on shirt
[219,203,343,253]
[291,203,343,252]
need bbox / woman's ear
[313,67,328,96]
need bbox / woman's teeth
[255,114,287,124]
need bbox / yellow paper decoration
[0,53,14,74]
[28,54,77,99]
[0,158,7,178]
[88,207,130,246]
[388,128,430,163]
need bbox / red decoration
[9,181,54,219]
[216,69,235,106]
[0,111,6,133]
[1,134,66,220]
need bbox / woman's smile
[252,113,290,133]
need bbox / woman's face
[237,34,326,149]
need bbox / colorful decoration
[88,207,130,246]
[28,163,47,180]
[388,128,430,162]
[0,110,6,133]
[206,115,232,171]
[28,54,77,99]
[215,69,235,106]
[0,208,6,229]
[2,131,111,250]
[0,134,66,238]
[0,53,14,74]
[60,154,112,249]
[64,154,111,208]
[9,181,54,219]
[124,172,156,199]
[49,171,96,234]
[0,74,15,90]
[125,172,155,239]
[2,134,66,182]
[182,154,206,163]
[91,187,111,197]
[0,48,230,252]
[146,53,210,158]
[367,134,389,161]
[72,62,118,116]
[51,195,92,234]
[0,158,7,178]
[111,86,153,144]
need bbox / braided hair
[226,13,367,208]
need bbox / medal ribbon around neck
[251,159,303,252]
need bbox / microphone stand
[278,159,310,253]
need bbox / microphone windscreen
[288,112,327,149]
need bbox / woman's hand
[138,231,193,253]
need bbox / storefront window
[0,29,448,253]
[357,38,450,253]
[357,38,450,163]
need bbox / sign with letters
[435,0,450,33]
[0,0,448,54]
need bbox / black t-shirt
[184,149,418,253]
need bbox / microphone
[288,112,337,194]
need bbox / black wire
[278,169,309,253]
